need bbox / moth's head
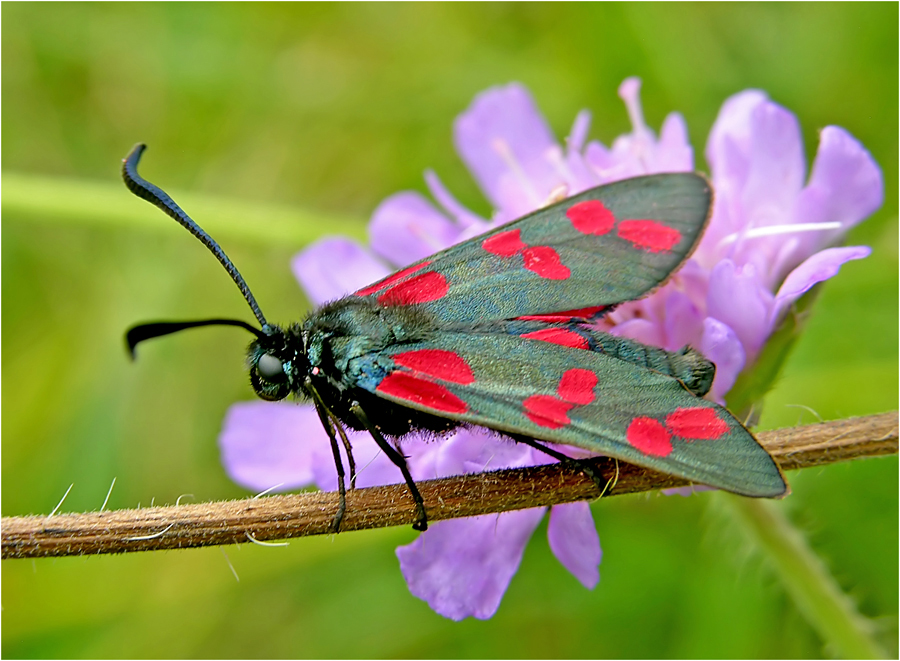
[247,324,308,402]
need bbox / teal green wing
[354,174,712,324]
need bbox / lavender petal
[291,238,389,304]
[744,101,806,214]
[609,317,666,347]
[453,83,560,217]
[705,89,768,175]
[663,290,705,352]
[547,501,601,588]
[699,317,746,403]
[706,260,773,361]
[772,246,872,322]
[653,112,694,172]
[396,508,546,620]
[219,401,320,492]
[369,191,463,267]
[424,170,488,230]
[792,126,884,254]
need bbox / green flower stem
[2,171,367,246]
[725,495,887,659]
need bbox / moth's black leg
[350,402,428,531]
[312,401,347,532]
[513,436,613,497]
[329,412,358,489]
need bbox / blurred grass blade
[2,171,367,247]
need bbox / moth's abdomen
[502,320,715,397]
[584,332,715,397]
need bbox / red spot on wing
[523,246,570,280]
[356,262,431,297]
[557,369,597,405]
[617,220,681,253]
[523,368,597,429]
[524,395,573,429]
[566,200,615,235]
[626,417,673,457]
[377,271,449,306]
[392,349,475,384]
[521,328,589,350]
[376,372,467,414]
[482,230,571,281]
[517,305,608,323]
[482,229,526,257]
[666,407,730,440]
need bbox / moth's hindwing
[352,332,786,498]
[355,173,712,324]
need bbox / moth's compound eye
[250,352,290,402]
[257,353,284,378]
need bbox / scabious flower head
[598,82,881,401]
[218,78,882,620]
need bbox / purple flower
[598,84,881,401]
[218,79,882,620]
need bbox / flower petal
[396,508,546,621]
[563,110,601,192]
[454,83,561,217]
[219,400,407,494]
[609,317,666,347]
[219,401,320,492]
[707,260,773,361]
[772,246,872,321]
[653,112,694,172]
[567,109,592,154]
[699,317,746,403]
[547,501,601,588]
[424,170,488,230]
[705,89,769,175]
[291,238,389,304]
[583,139,623,181]
[706,98,808,282]
[663,290,704,352]
[584,80,692,183]
[408,428,536,482]
[369,191,462,267]
[742,100,806,218]
[791,126,884,255]
[702,90,769,256]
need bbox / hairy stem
[726,495,888,659]
[2,412,896,560]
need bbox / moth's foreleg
[330,415,358,489]
[312,401,348,532]
[351,402,428,531]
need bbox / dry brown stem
[2,412,896,560]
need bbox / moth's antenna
[125,319,266,359]
[122,143,268,328]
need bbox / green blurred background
[2,3,897,658]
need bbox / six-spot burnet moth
[123,143,788,532]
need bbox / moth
[123,143,787,532]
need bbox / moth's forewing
[356,173,712,324]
